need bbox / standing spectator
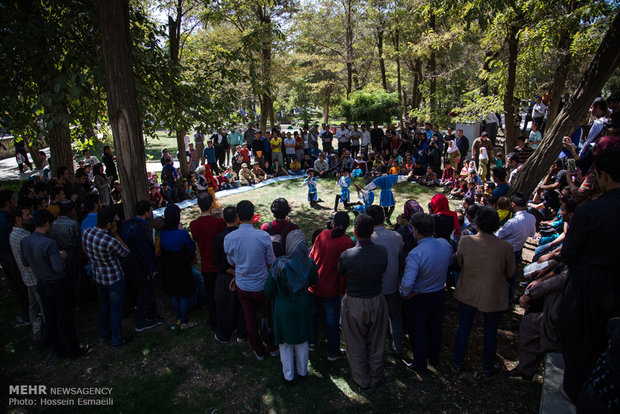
[82,149,100,168]
[336,123,350,155]
[321,127,334,153]
[265,230,318,383]
[121,201,163,332]
[309,212,354,359]
[495,193,536,304]
[244,123,256,153]
[224,200,278,360]
[9,206,43,342]
[472,132,493,181]
[338,214,389,389]
[294,131,305,162]
[188,142,199,172]
[13,135,33,173]
[400,213,453,372]
[429,193,460,242]
[21,210,88,358]
[361,124,371,151]
[349,124,362,157]
[371,123,385,152]
[0,190,28,320]
[212,206,246,343]
[194,130,205,165]
[212,128,229,170]
[455,129,469,171]
[270,133,284,167]
[528,122,542,151]
[559,145,620,403]
[483,111,499,145]
[284,132,296,166]
[203,140,218,173]
[160,205,198,330]
[50,201,84,305]
[94,163,112,207]
[81,196,99,233]
[102,145,118,182]
[451,206,515,379]
[227,128,243,165]
[261,198,297,258]
[82,206,131,347]
[367,205,405,358]
[531,97,547,134]
[189,191,226,331]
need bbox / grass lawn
[1,179,542,413]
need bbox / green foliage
[450,91,503,123]
[339,88,400,125]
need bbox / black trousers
[38,278,80,357]
[202,272,218,331]
[215,147,226,169]
[403,289,446,371]
[0,252,28,318]
[215,271,246,341]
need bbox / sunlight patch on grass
[328,374,369,404]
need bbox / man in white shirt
[335,123,350,156]
[361,124,371,150]
[496,193,537,304]
[483,112,499,145]
[349,124,362,158]
[531,97,547,134]
[283,133,296,167]
[82,150,100,168]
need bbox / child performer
[333,168,352,212]
[352,183,374,216]
[363,165,408,225]
[302,168,319,207]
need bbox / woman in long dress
[265,230,318,383]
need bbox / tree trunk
[323,86,331,125]
[377,28,387,90]
[99,0,149,219]
[510,10,620,197]
[412,59,422,109]
[48,111,73,179]
[546,32,573,127]
[345,0,354,97]
[259,96,268,133]
[503,24,519,155]
[168,5,189,177]
[23,134,42,169]
[268,97,275,130]
[392,29,404,119]
[429,11,436,119]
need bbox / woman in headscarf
[160,205,198,329]
[265,230,318,383]
[447,140,461,169]
[478,147,489,180]
[93,163,112,206]
[396,199,424,256]
[200,164,220,209]
[429,193,460,241]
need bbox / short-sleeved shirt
[224,224,276,292]
[271,138,282,152]
[82,227,129,285]
[284,137,296,155]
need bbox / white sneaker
[253,350,265,361]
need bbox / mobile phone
[563,137,571,144]
[567,158,576,173]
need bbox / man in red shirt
[189,191,226,331]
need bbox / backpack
[266,221,293,258]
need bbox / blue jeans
[171,296,191,323]
[507,250,522,303]
[311,295,341,357]
[136,279,157,327]
[452,302,501,373]
[97,279,125,346]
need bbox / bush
[339,88,400,125]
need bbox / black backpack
[266,221,293,258]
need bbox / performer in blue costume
[302,168,318,206]
[352,183,374,216]
[333,168,352,212]
[363,165,408,224]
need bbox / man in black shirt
[370,123,385,152]
[338,214,389,389]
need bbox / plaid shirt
[82,227,129,285]
[9,227,38,286]
[50,216,81,250]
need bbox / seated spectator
[288,157,303,175]
[269,159,288,177]
[421,166,438,187]
[252,163,268,182]
[239,163,259,186]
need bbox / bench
[540,352,575,414]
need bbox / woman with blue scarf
[265,230,318,383]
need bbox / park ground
[0,177,542,413]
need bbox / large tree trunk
[48,111,73,178]
[503,24,520,154]
[377,27,387,90]
[99,0,149,219]
[392,29,404,119]
[546,32,573,127]
[345,0,354,97]
[411,59,422,109]
[168,6,189,177]
[510,10,620,197]
[259,96,268,133]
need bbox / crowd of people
[2,93,619,411]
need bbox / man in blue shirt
[400,213,453,373]
[224,200,277,361]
